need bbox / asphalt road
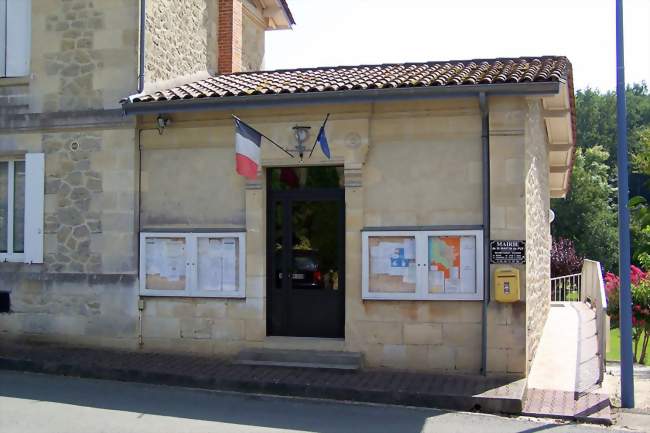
[0,370,627,433]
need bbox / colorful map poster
[428,236,476,294]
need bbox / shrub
[551,237,584,277]
[607,266,650,363]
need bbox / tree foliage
[551,146,618,272]
[552,83,650,273]
[630,127,650,268]
[576,83,650,162]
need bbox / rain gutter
[121,81,560,116]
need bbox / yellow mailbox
[494,267,520,303]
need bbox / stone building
[1,1,576,377]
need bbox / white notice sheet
[221,238,237,291]
[198,238,223,291]
[460,236,476,293]
[164,240,185,282]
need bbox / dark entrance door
[267,166,345,338]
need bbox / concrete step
[234,348,362,370]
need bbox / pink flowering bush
[607,266,650,363]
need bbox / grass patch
[607,328,650,366]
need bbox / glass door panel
[290,200,340,292]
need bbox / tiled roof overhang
[124,56,569,108]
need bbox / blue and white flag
[316,125,330,159]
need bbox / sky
[265,0,650,91]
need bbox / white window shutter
[6,0,30,77]
[0,0,6,76]
[24,153,44,264]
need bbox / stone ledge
[0,109,134,132]
[0,271,137,286]
[0,76,30,87]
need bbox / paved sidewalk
[0,339,525,415]
[1,370,624,433]
[603,362,650,431]
[523,303,611,425]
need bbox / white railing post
[550,273,582,302]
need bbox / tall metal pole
[616,0,635,409]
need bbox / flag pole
[615,0,635,408]
[232,115,294,158]
[308,113,330,158]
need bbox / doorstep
[234,348,363,370]
[260,336,346,352]
[0,339,525,415]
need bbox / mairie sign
[490,240,526,264]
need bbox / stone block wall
[139,296,265,355]
[346,301,484,372]
[140,142,245,229]
[42,129,137,274]
[0,95,553,374]
[0,270,137,348]
[145,0,218,84]
[523,99,552,372]
[344,103,491,373]
[242,8,265,71]
[482,97,529,376]
[0,127,139,347]
[31,0,138,112]
[0,80,31,117]
[129,100,541,375]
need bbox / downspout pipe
[479,92,490,376]
[137,0,146,93]
[136,0,146,346]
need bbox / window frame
[0,158,25,262]
[362,229,484,301]
[139,232,246,298]
[1,0,32,78]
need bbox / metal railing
[580,259,609,384]
[550,273,582,302]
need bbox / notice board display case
[362,230,484,301]
[139,232,246,298]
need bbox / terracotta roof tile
[128,56,571,104]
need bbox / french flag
[234,117,262,179]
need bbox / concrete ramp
[523,302,611,424]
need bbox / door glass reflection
[268,166,343,191]
[290,200,340,291]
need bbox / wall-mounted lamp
[157,115,171,135]
[292,125,311,161]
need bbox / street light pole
[615,0,635,409]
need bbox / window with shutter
[2,0,31,77]
[0,153,43,263]
[0,0,6,76]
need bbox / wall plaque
[490,240,526,264]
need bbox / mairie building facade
[0,0,575,377]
